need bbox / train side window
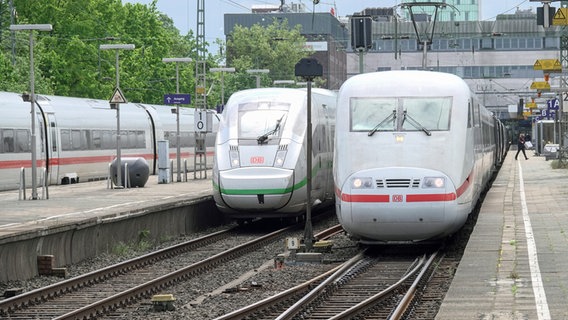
[180,132,191,148]
[165,131,176,147]
[50,121,58,152]
[71,130,85,150]
[136,131,145,148]
[92,130,102,149]
[102,130,114,149]
[476,104,481,127]
[467,100,473,128]
[2,129,14,153]
[15,129,30,153]
[61,129,71,150]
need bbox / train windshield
[237,102,289,141]
[350,97,451,133]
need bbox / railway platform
[436,150,568,320]
[0,172,223,281]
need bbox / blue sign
[164,93,191,105]
[547,98,559,110]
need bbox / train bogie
[213,88,336,219]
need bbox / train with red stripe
[0,91,217,191]
[334,71,507,243]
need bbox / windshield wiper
[402,110,432,136]
[368,110,396,136]
[257,114,285,144]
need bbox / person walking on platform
[515,133,529,160]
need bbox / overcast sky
[126,0,540,53]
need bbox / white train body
[0,92,218,191]
[334,71,506,243]
[213,88,336,218]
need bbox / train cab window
[401,97,451,131]
[350,98,396,132]
[237,102,290,142]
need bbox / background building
[347,7,560,124]
[400,0,481,22]
[224,3,348,90]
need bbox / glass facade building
[401,0,480,22]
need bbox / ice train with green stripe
[212,88,336,219]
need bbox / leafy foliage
[0,1,311,106]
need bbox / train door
[46,113,59,184]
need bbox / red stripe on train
[0,151,213,169]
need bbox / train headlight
[351,177,373,189]
[229,150,240,168]
[273,150,287,167]
[422,177,445,188]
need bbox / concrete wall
[0,197,226,281]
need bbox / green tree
[5,0,211,105]
[217,19,312,105]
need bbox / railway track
[216,249,444,320]
[0,223,297,319]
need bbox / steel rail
[389,251,439,320]
[275,251,367,320]
[0,226,236,316]
[53,225,297,320]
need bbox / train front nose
[218,167,294,213]
[338,167,464,242]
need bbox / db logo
[392,194,403,202]
[250,156,265,164]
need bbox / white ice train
[334,71,507,243]
[0,91,218,191]
[212,88,336,219]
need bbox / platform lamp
[10,24,53,200]
[99,43,135,188]
[210,66,235,108]
[163,57,193,182]
[246,69,270,88]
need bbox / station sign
[164,93,191,105]
[533,59,562,72]
[530,81,551,90]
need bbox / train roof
[339,70,471,98]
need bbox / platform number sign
[547,98,559,110]
[195,109,206,132]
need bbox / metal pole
[358,50,363,74]
[29,31,38,199]
[175,62,181,182]
[304,80,314,252]
[221,71,225,105]
[115,49,122,188]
